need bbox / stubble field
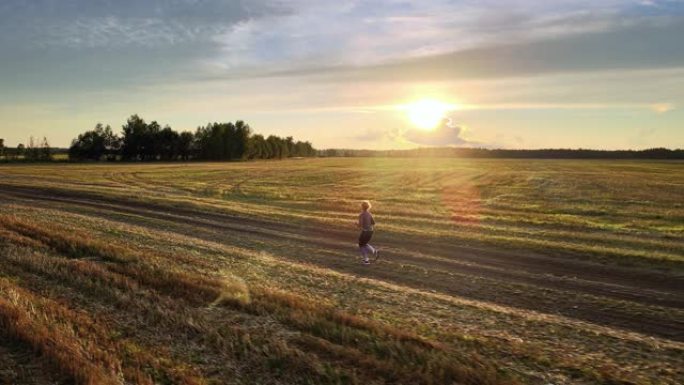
[0,158,682,385]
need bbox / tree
[25,136,41,161]
[121,115,147,161]
[102,125,121,161]
[192,120,254,161]
[158,126,180,160]
[177,131,194,161]
[223,122,235,160]
[69,123,119,161]
[247,134,266,159]
[69,115,316,162]
[120,115,164,161]
[208,123,225,160]
[234,120,251,159]
[70,124,104,160]
[0,138,4,159]
[265,135,281,159]
[294,140,315,157]
[285,136,295,156]
[193,125,212,160]
[40,137,52,161]
[144,121,162,160]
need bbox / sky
[1,0,683,150]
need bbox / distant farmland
[0,158,682,385]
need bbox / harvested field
[0,158,682,384]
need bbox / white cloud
[29,17,226,48]
[207,0,653,72]
[403,118,473,146]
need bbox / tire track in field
[2,183,679,295]
[1,183,683,341]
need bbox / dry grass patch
[0,278,204,385]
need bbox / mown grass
[0,158,682,384]
[5,158,680,266]
[0,214,519,384]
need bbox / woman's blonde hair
[361,200,371,211]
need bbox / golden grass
[0,278,204,385]
[0,215,224,305]
[0,159,682,384]
[0,214,521,384]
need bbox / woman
[358,200,379,264]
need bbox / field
[0,158,682,385]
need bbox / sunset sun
[402,100,457,130]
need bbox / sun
[401,99,456,130]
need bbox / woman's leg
[359,246,369,261]
[358,231,374,263]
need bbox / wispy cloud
[0,0,282,49]
[2,0,682,81]
[32,17,223,48]
[206,0,684,74]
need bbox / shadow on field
[1,183,683,342]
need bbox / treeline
[69,115,316,161]
[0,136,55,161]
[319,147,684,159]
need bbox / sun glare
[402,100,457,130]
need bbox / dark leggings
[358,230,374,246]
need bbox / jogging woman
[358,200,379,264]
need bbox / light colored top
[359,211,375,231]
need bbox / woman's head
[361,200,371,211]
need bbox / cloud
[3,0,683,89]
[253,17,684,83]
[201,0,684,77]
[350,117,477,148]
[34,17,218,48]
[0,0,283,49]
[353,127,391,142]
[403,118,473,146]
[651,103,675,113]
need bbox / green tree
[265,136,278,159]
[121,115,147,160]
[234,120,251,159]
[178,131,194,161]
[222,122,236,160]
[158,126,180,160]
[25,136,41,161]
[102,125,121,161]
[285,136,295,156]
[16,143,25,159]
[69,123,120,161]
[247,134,266,159]
[144,121,162,160]
[40,137,52,161]
[70,115,315,162]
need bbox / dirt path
[1,183,683,342]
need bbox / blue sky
[0,0,683,149]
